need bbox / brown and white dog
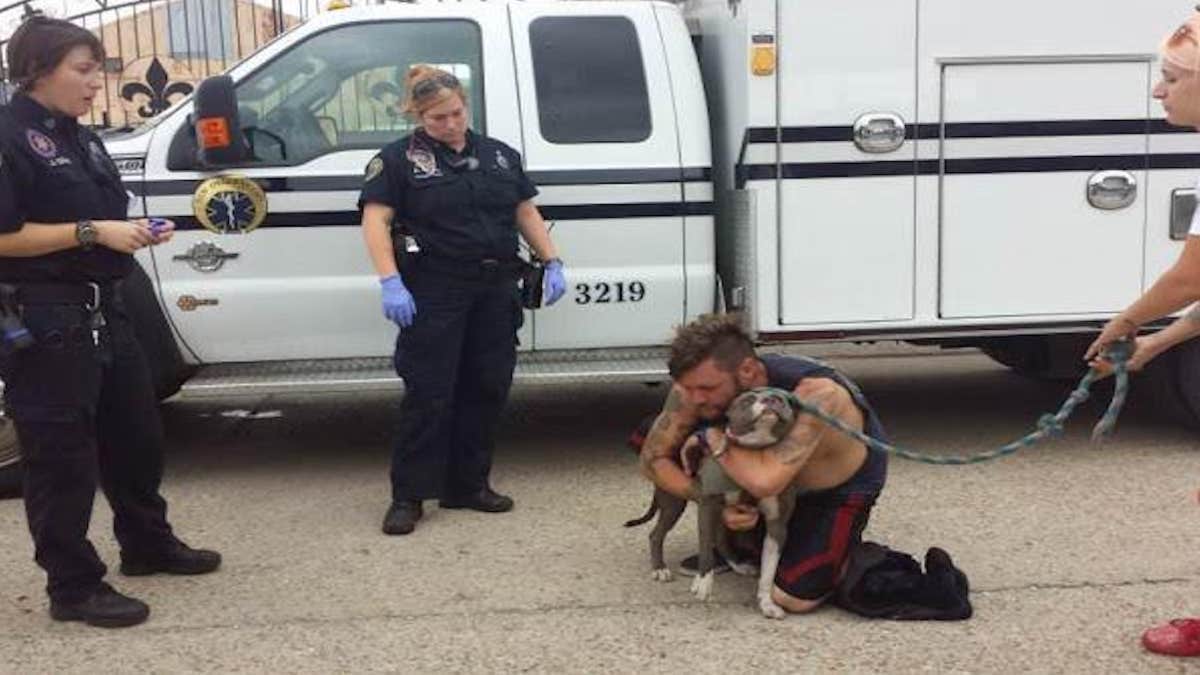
[626,388,801,618]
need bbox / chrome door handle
[173,241,239,273]
[1087,171,1138,210]
[853,113,906,154]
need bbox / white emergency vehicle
[3,0,1199,490]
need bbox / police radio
[520,258,545,310]
[518,221,554,310]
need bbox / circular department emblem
[192,175,267,234]
[495,150,510,171]
[25,129,57,159]
[406,148,439,178]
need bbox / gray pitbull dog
[626,388,801,618]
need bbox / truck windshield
[232,19,484,166]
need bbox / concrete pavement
[1,350,1199,673]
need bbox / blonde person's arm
[1086,237,1200,360]
[1136,306,1200,366]
[361,203,399,279]
[515,201,558,261]
[1093,306,1200,376]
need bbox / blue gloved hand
[543,259,566,306]
[380,274,416,327]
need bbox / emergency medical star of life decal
[192,175,268,235]
[25,129,57,159]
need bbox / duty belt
[11,281,119,307]
[413,254,526,280]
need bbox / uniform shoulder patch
[364,156,384,183]
[25,128,57,159]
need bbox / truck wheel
[0,386,20,499]
[1140,338,1200,430]
[979,335,1091,381]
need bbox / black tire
[1140,338,1200,430]
[0,402,20,499]
[979,335,1091,381]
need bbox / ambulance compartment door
[775,1,918,326]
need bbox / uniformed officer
[359,64,567,535]
[0,16,220,628]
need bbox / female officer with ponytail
[0,16,219,628]
[359,65,566,536]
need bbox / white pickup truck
[2,0,1198,492]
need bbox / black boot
[120,540,222,576]
[439,487,513,513]
[50,583,150,628]
[383,500,423,535]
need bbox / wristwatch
[75,219,97,251]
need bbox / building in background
[0,0,316,128]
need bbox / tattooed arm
[639,385,702,501]
[713,378,858,499]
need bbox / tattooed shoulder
[642,388,690,465]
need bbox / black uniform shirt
[358,128,538,261]
[0,93,132,282]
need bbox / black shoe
[439,487,513,513]
[50,583,149,628]
[120,541,222,576]
[383,500,423,535]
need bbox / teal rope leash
[783,340,1133,465]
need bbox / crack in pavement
[2,574,1196,643]
[972,575,1192,594]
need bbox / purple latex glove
[543,259,566,306]
[380,274,416,327]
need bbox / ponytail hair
[402,64,466,118]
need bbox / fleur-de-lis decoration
[121,57,194,119]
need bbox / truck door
[140,9,529,362]
[508,3,686,350]
[773,1,918,326]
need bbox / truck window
[529,16,651,144]
[232,20,484,166]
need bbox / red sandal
[1142,618,1200,656]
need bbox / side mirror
[193,75,248,168]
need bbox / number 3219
[574,281,646,305]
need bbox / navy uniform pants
[390,264,522,502]
[2,284,174,604]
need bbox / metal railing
[0,0,348,129]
